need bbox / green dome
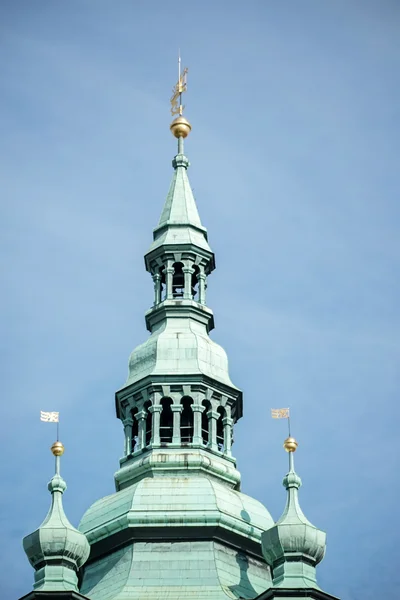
[126,317,237,388]
[80,475,274,546]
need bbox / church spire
[261,437,335,597]
[22,442,90,596]
[152,127,210,247]
[144,82,215,322]
[113,61,242,492]
[146,117,215,289]
[153,55,205,240]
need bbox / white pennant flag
[40,411,59,423]
[271,408,290,419]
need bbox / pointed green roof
[157,153,204,230]
[261,439,326,590]
[146,138,214,258]
[23,443,90,593]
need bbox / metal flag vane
[271,407,291,437]
[170,51,188,116]
[40,410,60,440]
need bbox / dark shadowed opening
[160,397,173,443]
[144,400,152,446]
[202,399,211,445]
[181,396,194,443]
[217,406,226,451]
[131,407,138,452]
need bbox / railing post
[222,416,233,457]
[152,272,162,305]
[123,417,133,456]
[166,261,174,300]
[149,405,162,446]
[197,268,207,305]
[136,410,147,450]
[183,265,194,299]
[206,410,219,452]
[171,405,183,444]
[191,405,205,445]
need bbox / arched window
[131,407,138,453]
[144,400,152,446]
[160,397,173,443]
[172,262,184,298]
[217,406,226,452]
[191,265,200,300]
[201,400,211,445]
[181,397,193,443]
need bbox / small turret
[22,442,90,597]
[260,437,339,599]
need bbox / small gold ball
[283,436,298,452]
[170,116,192,138]
[51,441,65,456]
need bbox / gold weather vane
[170,52,188,116]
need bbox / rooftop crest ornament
[170,52,188,116]
[170,53,192,140]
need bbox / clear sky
[1,1,399,599]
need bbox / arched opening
[131,407,138,453]
[191,265,200,300]
[217,406,226,452]
[181,397,194,443]
[159,267,166,302]
[172,262,184,298]
[201,400,211,445]
[144,400,152,446]
[160,397,173,443]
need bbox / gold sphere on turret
[170,116,192,138]
[283,436,298,453]
[51,441,65,456]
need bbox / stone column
[152,272,162,305]
[149,405,162,446]
[192,405,205,445]
[136,410,147,450]
[183,265,194,299]
[123,417,133,456]
[166,261,174,300]
[206,410,219,452]
[198,269,207,305]
[171,405,183,444]
[222,417,233,457]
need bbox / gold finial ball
[283,436,298,453]
[51,441,65,456]
[170,116,192,138]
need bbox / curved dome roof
[80,475,273,547]
[23,472,90,592]
[126,318,236,388]
[261,460,326,588]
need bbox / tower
[259,437,339,600]
[21,442,90,600]
[77,66,275,600]
[20,63,340,600]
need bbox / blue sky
[1,1,399,598]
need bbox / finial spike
[170,54,191,139]
[170,54,188,117]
